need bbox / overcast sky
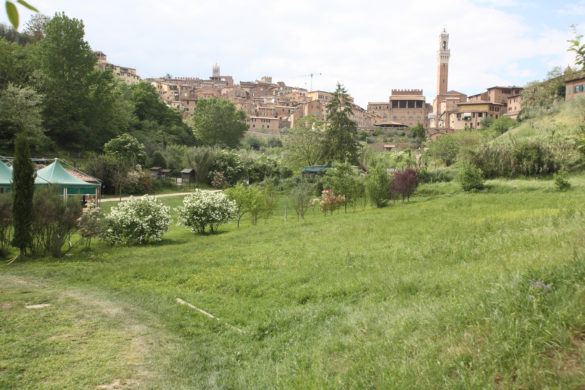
[2,0,584,106]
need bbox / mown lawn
[3,177,585,388]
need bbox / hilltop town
[3,3,585,389]
[94,29,585,140]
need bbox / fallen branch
[176,298,244,334]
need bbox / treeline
[0,13,194,154]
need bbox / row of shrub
[0,188,82,258]
[85,147,293,195]
[468,140,579,178]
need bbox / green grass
[500,97,585,141]
[3,177,585,388]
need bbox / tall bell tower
[437,29,450,97]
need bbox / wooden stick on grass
[176,298,244,334]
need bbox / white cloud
[558,1,585,16]
[2,0,577,106]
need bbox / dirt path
[0,274,174,389]
[100,190,220,203]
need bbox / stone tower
[212,63,220,79]
[437,29,450,97]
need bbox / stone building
[506,94,522,119]
[450,102,505,130]
[566,75,585,101]
[95,51,141,84]
[367,90,430,128]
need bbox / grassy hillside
[500,97,585,141]
[3,177,585,388]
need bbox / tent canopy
[36,159,99,195]
[0,160,11,187]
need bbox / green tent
[36,159,99,196]
[0,160,11,193]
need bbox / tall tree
[285,115,325,169]
[11,133,35,257]
[568,27,585,70]
[0,83,48,152]
[323,83,359,163]
[130,82,194,148]
[104,133,146,167]
[0,37,35,89]
[191,98,248,148]
[36,13,96,149]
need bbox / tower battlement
[391,89,423,96]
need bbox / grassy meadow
[3,176,585,388]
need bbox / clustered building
[148,67,375,134]
[367,90,432,129]
[96,31,585,139]
[95,51,141,85]
[429,30,525,135]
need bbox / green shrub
[77,205,103,248]
[31,187,83,257]
[418,168,455,184]
[185,147,217,184]
[124,169,154,195]
[322,162,363,211]
[554,170,571,191]
[365,165,390,207]
[459,163,485,192]
[289,180,315,220]
[0,194,12,257]
[471,140,562,178]
[178,190,236,234]
[427,135,459,166]
[102,195,171,245]
[149,150,167,169]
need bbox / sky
[2,0,584,106]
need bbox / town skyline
[1,0,583,106]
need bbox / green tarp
[36,159,99,195]
[0,160,11,190]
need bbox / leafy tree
[390,169,418,201]
[185,146,217,184]
[410,124,426,145]
[285,115,325,168]
[104,133,145,166]
[36,13,96,149]
[427,134,459,166]
[322,161,362,211]
[459,162,485,192]
[31,187,82,257]
[568,27,585,70]
[191,98,247,148]
[11,133,35,257]
[365,164,390,208]
[0,83,48,152]
[323,83,359,163]
[289,180,314,220]
[0,37,35,89]
[0,22,30,44]
[149,150,167,169]
[489,116,516,134]
[129,82,194,148]
[225,183,254,228]
[23,13,49,41]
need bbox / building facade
[566,76,585,101]
[95,51,141,84]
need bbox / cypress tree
[323,83,359,164]
[12,133,35,257]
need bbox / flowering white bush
[102,195,171,245]
[178,190,236,234]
